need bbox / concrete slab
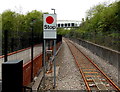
[45,66,60,78]
[32,71,43,91]
[0,45,42,80]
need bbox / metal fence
[2,30,42,55]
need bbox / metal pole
[43,40,46,88]
[53,40,56,88]
[48,39,50,50]
[31,26,34,82]
[4,30,8,62]
[51,8,56,14]
[51,8,56,89]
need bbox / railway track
[65,38,120,91]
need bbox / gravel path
[39,39,86,91]
[55,40,85,90]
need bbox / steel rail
[65,39,90,91]
[70,40,120,91]
[65,38,120,91]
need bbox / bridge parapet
[57,20,81,28]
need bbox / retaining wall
[71,38,120,69]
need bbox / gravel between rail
[55,39,85,90]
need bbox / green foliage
[57,28,71,36]
[0,14,2,30]
[61,1,120,51]
[78,1,120,51]
[2,10,43,38]
[1,10,44,54]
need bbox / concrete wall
[71,38,120,69]
[23,41,62,86]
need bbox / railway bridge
[57,20,81,28]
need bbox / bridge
[57,20,81,28]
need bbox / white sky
[0,0,116,21]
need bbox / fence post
[4,30,8,62]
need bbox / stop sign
[43,14,57,30]
[43,14,57,39]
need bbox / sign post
[53,39,56,88]
[43,14,57,88]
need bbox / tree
[1,9,44,54]
[63,1,120,51]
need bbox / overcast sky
[0,0,116,21]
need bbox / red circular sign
[46,16,54,24]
